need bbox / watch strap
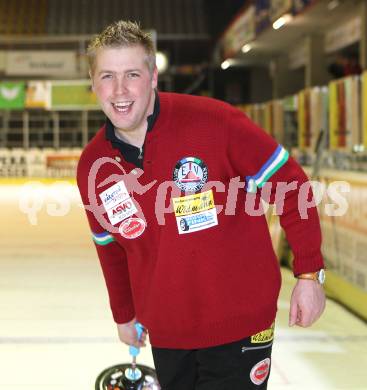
[296,269,325,284]
[297,272,318,281]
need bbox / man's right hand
[116,318,147,348]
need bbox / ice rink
[1,179,366,389]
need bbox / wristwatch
[296,269,326,285]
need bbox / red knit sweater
[77,92,324,349]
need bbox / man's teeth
[113,102,133,112]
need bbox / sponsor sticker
[173,157,208,192]
[172,190,218,234]
[99,180,137,225]
[107,198,138,226]
[172,190,214,217]
[99,180,130,210]
[250,358,270,385]
[119,218,146,239]
[176,209,218,234]
[251,323,274,344]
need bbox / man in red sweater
[77,20,326,389]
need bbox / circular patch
[250,358,270,385]
[119,218,146,239]
[173,157,208,192]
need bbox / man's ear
[151,66,158,89]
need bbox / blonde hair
[87,20,156,74]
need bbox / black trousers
[151,327,274,390]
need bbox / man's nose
[114,77,128,95]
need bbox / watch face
[317,269,326,284]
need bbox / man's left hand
[289,279,326,327]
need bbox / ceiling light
[272,13,293,30]
[242,44,252,53]
[156,51,169,73]
[221,60,231,70]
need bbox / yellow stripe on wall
[325,270,367,321]
[329,81,338,150]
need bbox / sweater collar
[105,91,160,148]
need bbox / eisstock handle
[129,322,144,357]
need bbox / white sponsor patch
[99,180,137,225]
[107,198,138,225]
[250,358,270,385]
[100,180,130,209]
[176,208,218,234]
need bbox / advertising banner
[328,81,338,149]
[264,101,274,136]
[237,104,250,118]
[362,71,367,148]
[270,0,292,22]
[222,5,255,59]
[6,51,77,76]
[255,0,271,34]
[50,80,99,110]
[345,76,361,147]
[0,51,5,72]
[325,16,361,54]
[25,81,51,109]
[282,94,297,111]
[292,0,316,15]
[252,103,266,129]
[297,87,329,151]
[318,171,367,293]
[329,76,360,150]
[283,94,298,149]
[297,89,311,149]
[273,100,284,144]
[0,82,25,109]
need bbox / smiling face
[91,45,158,135]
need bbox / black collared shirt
[105,92,160,169]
